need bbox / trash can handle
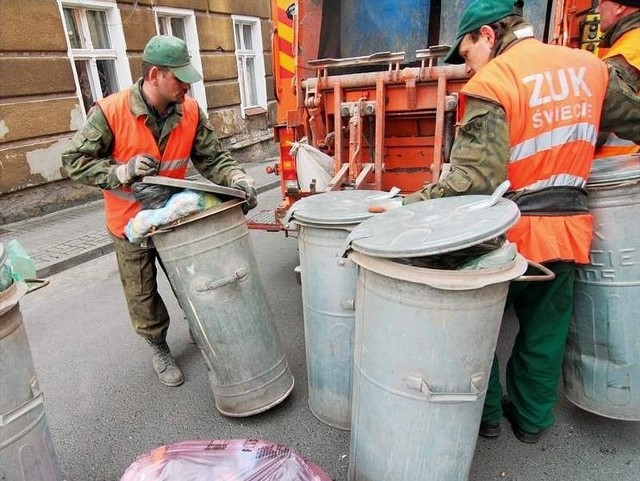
[25,278,50,294]
[281,206,296,229]
[366,186,401,202]
[339,230,372,258]
[515,260,555,282]
[195,268,248,292]
[458,180,510,213]
[405,374,482,403]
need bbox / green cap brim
[444,37,466,65]
[170,64,202,84]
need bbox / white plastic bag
[290,138,334,191]
[124,190,222,244]
[120,439,332,481]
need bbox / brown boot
[149,341,184,387]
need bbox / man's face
[597,0,619,33]
[458,28,494,76]
[156,69,191,104]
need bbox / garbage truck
[246,0,603,232]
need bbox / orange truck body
[248,0,599,232]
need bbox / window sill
[244,106,268,117]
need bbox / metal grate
[246,209,283,232]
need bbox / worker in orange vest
[62,36,258,387]
[404,0,640,443]
[594,0,640,158]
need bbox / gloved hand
[231,176,258,214]
[115,155,159,185]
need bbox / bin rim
[348,250,528,290]
[0,280,28,317]
[587,154,640,187]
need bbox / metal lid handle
[458,180,511,213]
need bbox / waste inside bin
[0,256,63,480]
[284,189,399,430]
[147,179,294,417]
[120,439,332,481]
[564,153,640,420]
[342,187,529,481]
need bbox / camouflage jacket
[405,24,640,204]
[599,10,640,93]
[62,79,246,190]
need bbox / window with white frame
[232,15,267,116]
[58,0,132,115]
[154,6,207,110]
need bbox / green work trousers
[111,233,171,343]
[482,261,575,433]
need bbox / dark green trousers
[482,261,575,433]
[111,233,170,343]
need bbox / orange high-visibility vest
[461,36,608,263]
[595,28,640,158]
[99,90,199,237]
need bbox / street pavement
[4,182,640,480]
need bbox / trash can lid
[142,176,247,199]
[587,154,640,186]
[284,189,400,227]
[345,189,520,258]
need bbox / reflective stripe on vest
[595,28,640,159]
[98,91,199,237]
[461,37,608,263]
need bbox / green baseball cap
[142,35,203,84]
[444,0,520,64]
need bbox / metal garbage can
[149,181,294,417]
[285,190,398,430]
[563,154,640,420]
[0,247,63,480]
[342,190,529,481]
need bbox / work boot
[478,421,501,438]
[149,341,184,387]
[502,396,543,444]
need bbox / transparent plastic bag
[459,241,517,271]
[5,239,36,282]
[290,138,334,191]
[0,263,13,292]
[124,190,222,244]
[120,439,332,481]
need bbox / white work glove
[230,176,258,214]
[115,155,159,185]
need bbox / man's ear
[148,66,163,84]
[479,25,496,47]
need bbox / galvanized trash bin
[284,190,399,430]
[342,190,529,481]
[563,154,640,420]
[0,247,63,480]
[148,179,294,417]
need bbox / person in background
[594,0,640,157]
[404,0,640,442]
[62,35,258,387]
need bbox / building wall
[0,0,276,196]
